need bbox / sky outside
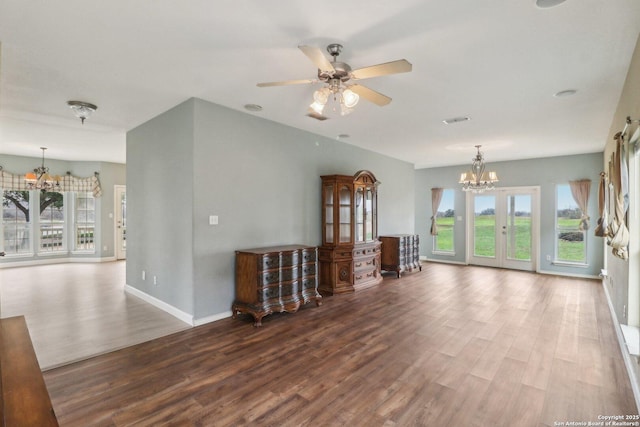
[436,184,576,215]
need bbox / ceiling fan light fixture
[342,89,359,108]
[67,100,97,124]
[314,88,330,104]
[310,100,326,115]
[340,103,354,116]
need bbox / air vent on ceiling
[443,116,471,125]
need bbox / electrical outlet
[624,305,627,318]
[142,270,146,281]
[153,276,157,286]
[103,245,108,251]
[546,255,551,261]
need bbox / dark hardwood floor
[43,263,637,426]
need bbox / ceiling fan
[257,44,412,117]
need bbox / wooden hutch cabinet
[318,170,382,294]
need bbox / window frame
[38,191,67,254]
[72,192,96,254]
[554,183,588,266]
[432,188,455,255]
[1,190,99,258]
[2,189,34,256]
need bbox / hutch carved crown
[318,170,382,294]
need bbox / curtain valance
[430,188,443,236]
[0,167,102,197]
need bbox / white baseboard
[602,279,640,412]
[194,311,233,326]
[422,257,467,266]
[124,284,194,326]
[537,269,600,280]
[0,256,117,269]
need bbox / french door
[466,187,539,271]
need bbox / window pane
[2,191,31,254]
[75,192,95,251]
[556,184,586,263]
[434,189,454,252]
[40,192,64,252]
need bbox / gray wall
[0,153,125,263]
[415,152,604,277]
[127,100,195,315]
[127,98,415,320]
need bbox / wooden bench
[0,316,58,426]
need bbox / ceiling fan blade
[298,45,335,73]
[351,59,412,80]
[257,79,316,87]
[349,84,392,106]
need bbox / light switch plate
[209,215,219,225]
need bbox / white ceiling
[1,0,639,168]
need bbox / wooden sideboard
[233,245,322,326]
[379,234,422,278]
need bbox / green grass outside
[434,215,584,262]
[434,217,454,252]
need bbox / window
[39,192,65,252]
[2,190,32,254]
[1,190,97,256]
[74,192,95,251]
[555,184,586,264]
[434,189,455,253]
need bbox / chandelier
[309,79,360,116]
[24,147,61,191]
[67,100,97,124]
[459,145,499,193]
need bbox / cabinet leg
[253,316,263,327]
[396,270,401,279]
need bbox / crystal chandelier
[459,145,499,193]
[67,100,98,124]
[309,79,360,116]
[24,147,62,191]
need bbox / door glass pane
[474,195,495,257]
[119,191,127,251]
[506,194,531,261]
[339,186,351,243]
